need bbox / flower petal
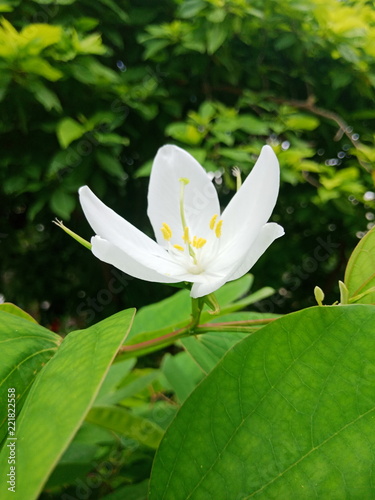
[147,145,220,246]
[91,236,212,285]
[91,236,183,283]
[214,145,280,268]
[191,223,284,297]
[190,275,228,298]
[79,186,169,259]
[223,222,284,283]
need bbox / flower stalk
[118,314,277,358]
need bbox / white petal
[79,186,171,261]
[224,223,284,283]
[191,223,283,297]
[190,275,228,298]
[213,145,280,269]
[91,236,213,285]
[147,145,220,246]
[91,236,183,283]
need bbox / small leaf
[96,150,125,178]
[165,122,203,145]
[206,23,228,54]
[284,113,320,131]
[50,189,76,220]
[56,117,86,149]
[345,226,375,304]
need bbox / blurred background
[0,0,374,330]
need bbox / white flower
[79,145,284,298]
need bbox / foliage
[0,0,374,322]
[0,224,374,499]
[0,2,374,493]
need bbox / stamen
[215,220,223,238]
[209,214,218,230]
[161,222,172,241]
[232,166,242,191]
[178,177,198,264]
[192,237,207,249]
[173,244,184,251]
[182,226,190,243]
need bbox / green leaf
[94,358,136,406]
[49,188,76,219]
[96,369,160,406]
[237,114,270,135]
[134,159,153,178]
[86,405,164,449]
[181,311,278,374]
[178,0,205,18]
[0,308,135,500]
[206,23,228,54]
[0,302,38,323]
[21,23,63,51]
[56,117,86,149]
[0,311,60,443]
[28,81,62,112]
[284,113,320,131]
[96,150,125,178]
[345,226,375,304]
[150,305,375,499]
[165,122,203,145]
[161,351,205,402]
[101,479,149,500]
[20,57,63,81]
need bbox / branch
[271,97,371,173]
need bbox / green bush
[0,0,374,325]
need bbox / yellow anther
[179,177,190,185]
[161,222,172,241]
[182,226,190,243]
[215,219,223,238]
[209,214,218,230]
[192,237,207,249]
[173,244,184,251]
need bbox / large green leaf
[345,226,375,304]
[0,308,135,500]
[150,305,375,499]
[0,310,60,442]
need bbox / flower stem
[118,325,191,355]
[118,316,276,358]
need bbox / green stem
[197,325,260,333]
[196,317,276,334]
[118,316,276,357]
[119,297,204,356]
[190,297,204,328]
[200,318,276,327]
[118,325,191,354]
